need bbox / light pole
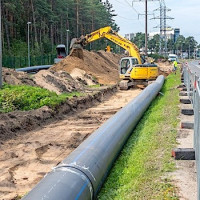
[66,29,69,55]
[27,22,31,67]
[0,0,2,87]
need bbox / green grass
[98,72,181,200]
[88,84,101,88]
[0,84,83,113]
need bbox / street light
[66,29,69,55]
[27,22,31,67]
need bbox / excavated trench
[0,88,141,200]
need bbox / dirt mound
[2,68,36,86]
[2,68,89,94]
[70,68,98,86]
[34,70,84,94]
[69,48,84,59]
[0,86,117,143]
[157,60,173,76]
[51,49,121,85]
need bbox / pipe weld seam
[54,164,94,199]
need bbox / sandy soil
[157,60,173,76]
[0,88,141,200]
[52,49,121,85]
[34,70,84,94]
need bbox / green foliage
[2,0,119,56]
[173,35,197,57]
[131,32,145,49]
[148,34,160,53]
[3,40,28,57]
[0,84,82,113]
[148,53,166,61]
[98,72,181,199]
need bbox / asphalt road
[185,60,200,77]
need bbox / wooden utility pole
[145,0,148,55]
[133,0,159,56]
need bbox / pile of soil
[2,67,96,94]
[2,68,36,86]
[70,68,98,86]
[34,70,84,94]
[0,85,117,143]
[157,60,173,76]
[52,49,121,85]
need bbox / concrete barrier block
[181,121,194,129]
[172,148,195,160]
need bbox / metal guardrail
[183,61,200,200]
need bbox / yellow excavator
[70,26,158,89]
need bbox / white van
[168,54,178,62]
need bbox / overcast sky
[107,0,200,43]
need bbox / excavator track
[119,80,155,90]
[119,80,134,90]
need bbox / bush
[0,84,82,113]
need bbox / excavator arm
[71,26,142,64]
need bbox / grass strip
[0,84,83,113]
[98,72,181,200]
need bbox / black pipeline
[22,75,165,200]
[16,65,52,73]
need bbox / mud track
[0,88,141,200]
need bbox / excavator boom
[70,26,158,89]
[71,26,142,64]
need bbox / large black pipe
[16,65,52,73]
[22,75,165,200]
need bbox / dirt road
[0,89,141,200]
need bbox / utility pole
[145,0,148,55]
[27,22,32,67]
[0,0,2,88]
[151,0,173,56]
[132,0,159,56]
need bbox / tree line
[2,0,118,56]
[132,32,199,57]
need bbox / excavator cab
[119,57,158,90]
[119,57,139,78]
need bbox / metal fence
[3,54,56,69]
[183,63,200,199]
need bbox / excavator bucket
[70,38,83,49]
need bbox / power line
[151,0,174,55]
[132,0,160,55]
[124,0,145,27]
[116,15,139,20]
[124,0,140,15]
